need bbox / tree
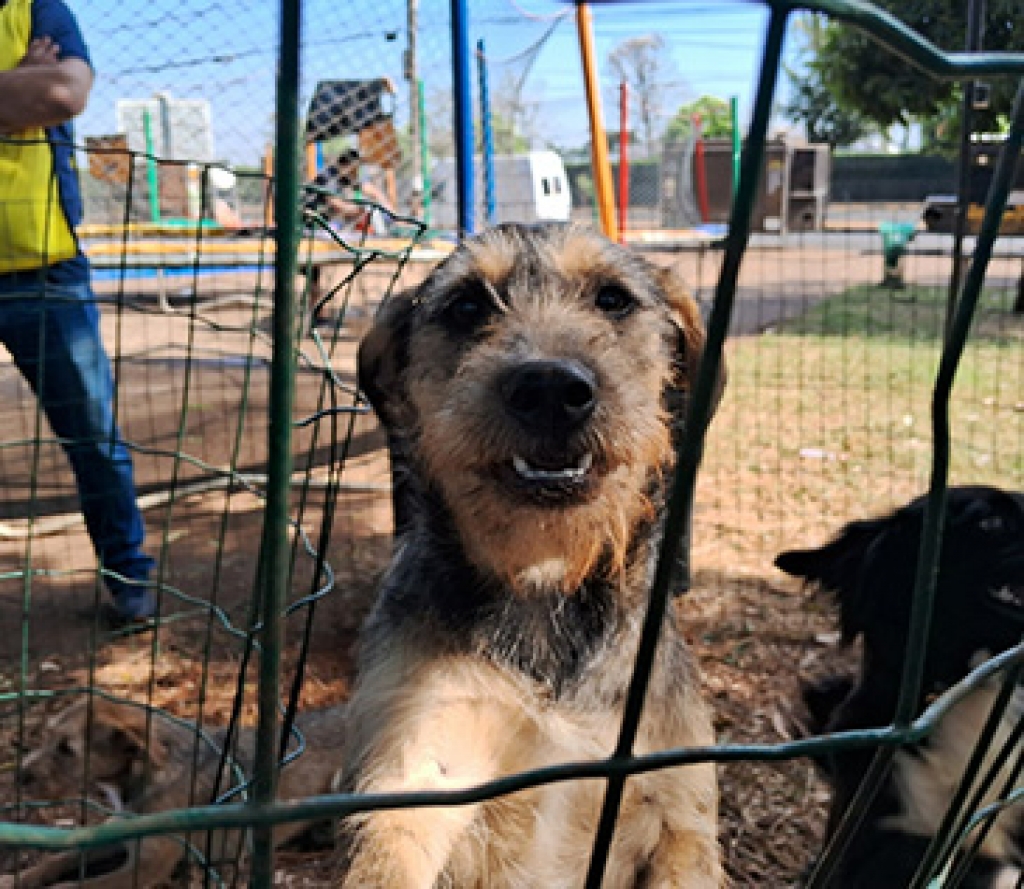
[489,108,531,156]
[425,84,455,160]
[782,75,871,147]
[664,96,733,143]
[781,14,871,148]
[809,1,1022,138]
[424,75,534,162]
[607,35,670,157]
[489,71,537,155]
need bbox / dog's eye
[56,739,74,757]
[594,285,635,318]
[443,290,493,331]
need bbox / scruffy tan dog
[1,695,345,888]
[342,222,724,888]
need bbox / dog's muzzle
[496,359,598,504]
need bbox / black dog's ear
[775,518,884,589]
[357,289,419,431]
[776,516,895,643]
[653,265,726,426]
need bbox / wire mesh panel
[0,1,1023,888]
[0,171,437,882]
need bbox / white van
[429,150,572,230]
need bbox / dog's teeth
[512,453,593,482]
[512,455,535,478]
[991,586,1024,607]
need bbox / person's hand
[20,36,61,68]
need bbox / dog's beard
[428,454,662,596]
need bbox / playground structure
[76,16,762,246]
[300,77,402,220]
[77,77,452,316]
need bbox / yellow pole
[262,145,275,229]
[305,140,318,182]
[576,3,618,241]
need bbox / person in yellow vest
[0,0,156,627]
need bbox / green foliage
[810,1,1023,133]
[575,171,594,201]
[781,13,871,148]
[489,109,530,155]
[781,72,871,147]
[665,95,733,143]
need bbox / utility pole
[406,0,421,217]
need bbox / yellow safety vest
[0,0,78,273]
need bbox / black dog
[776,486,1024,888]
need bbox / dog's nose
[499,359,597,432]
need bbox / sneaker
[104,574,157,631]
[98,601,157,635]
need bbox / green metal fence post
[418,78,431,227]
[142,109,161,224]
[250,0,302,884]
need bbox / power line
[502,0,571,21]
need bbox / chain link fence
[0,0,1023,887]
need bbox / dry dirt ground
[0,239,1019,886]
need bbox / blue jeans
[0,282,154,611]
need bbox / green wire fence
[1,0,1023,887]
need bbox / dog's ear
[776,516,899,643]
[358,289,422,535]
[653,266,726,421]
[357,288,419,431]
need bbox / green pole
[142,108,160,224]
[730,95,741,198]
[418,77,431,226]
[250,0,300,884]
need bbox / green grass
[694,282,1023,572]
[776,282,1024,345]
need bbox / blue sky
[489,1,777,146]
[70,0,791,167]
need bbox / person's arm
[0,39,93,134]
[360,179,392,212]
[324,193,366,223]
